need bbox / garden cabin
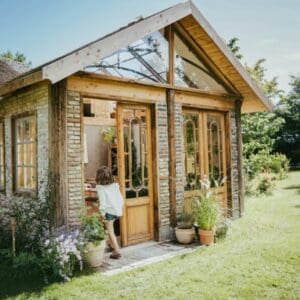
[0,1,271,246]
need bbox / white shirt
[96,183,124,217]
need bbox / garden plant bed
[0,171,299,299]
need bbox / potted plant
[175,208,195,244]
[195,194,219,246]
[81,213,106,267]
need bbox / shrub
[256,173,275,195]
[41,229,84,282]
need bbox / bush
[256,174,275,195]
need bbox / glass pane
[208,117,223,186]
[85,29,169,83]
[174,31,227,93]
[14,116,37,191]
[183,113,200,190]
[123,108,148,199]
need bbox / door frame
[182,108,230,210]
[116,102,155,246]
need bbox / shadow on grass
[283,185,300,190]
[0,263,95,299]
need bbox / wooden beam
[0,70,43,97]
[235,99,244,216]
[167,89,177,227]
[49,80,68,228]
[42,2,192,83]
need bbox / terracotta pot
[175,227,195,244]
[84,240,106,267]
[198,229,215,246]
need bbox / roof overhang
[0,1,273,113]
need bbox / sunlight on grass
[3,172,300,300]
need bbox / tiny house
[0,1,271,246]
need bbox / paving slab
[97,241,201,275]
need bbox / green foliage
[275,75,300,166]
[177,207,195,229]
[227,37,243,60]
[80,213,106,245]
[0,50,31,66]
[242,113,284,158]
[100,127,116,143]
[194,194,219,231]
[10,194,50,253]
[256,174,275,195]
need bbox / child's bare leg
[105,220,120,254]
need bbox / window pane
[208,116,223,186]
[14,116,37,191]
[85,29,169,84]
[174,31,227,93]
[123,108,148,198]
[183,113,200,191]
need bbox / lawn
[1,171,299,300]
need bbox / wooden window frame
[12,111,38,195]
[0,120,5,192]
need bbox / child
[96,166,124,259]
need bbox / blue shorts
[105,213,119,221]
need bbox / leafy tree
[0,50,31,66]
[227,37,243,60]
[275,76,300,165]
[227,38,285,158]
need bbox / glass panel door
[117,104,153,246]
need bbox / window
[174,31,228,93]
[84,29,169,84]
[13,115,37,192]
[183,112,201,191]
[0,122,4,190]
[207,116,224,185]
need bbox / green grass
[2,171,300,300]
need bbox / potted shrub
[195,194,219,246]
[81,213,106,267]
[175,208,195,244]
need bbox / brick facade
[0,83,242,242]
[66,91,84,227]
[0,83,50,227]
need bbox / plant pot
[175,227,195,244]
[198,229,215,246]
[84,240,106,267]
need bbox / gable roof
[0,1,272,113]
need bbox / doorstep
[98,241,201,276]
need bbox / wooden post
[235,99,244,216]
[167,89,177,227]
[50,80,68,228]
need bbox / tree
[0,50,31,66]
[227,37,243,60]
[275,76,300,165]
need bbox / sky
[0,0,299,92]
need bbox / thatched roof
[0,58,30,84]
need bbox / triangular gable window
[174,30,228,93]
[85,29,169,83]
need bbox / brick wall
[155,102,171,240]
[0,83,50,227]
[66,91,84,227]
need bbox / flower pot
[198,229,215,246]
[175,227,195,244]
[84,240,106,267]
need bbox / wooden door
[117,104,154,246]
[183,110,228,211]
